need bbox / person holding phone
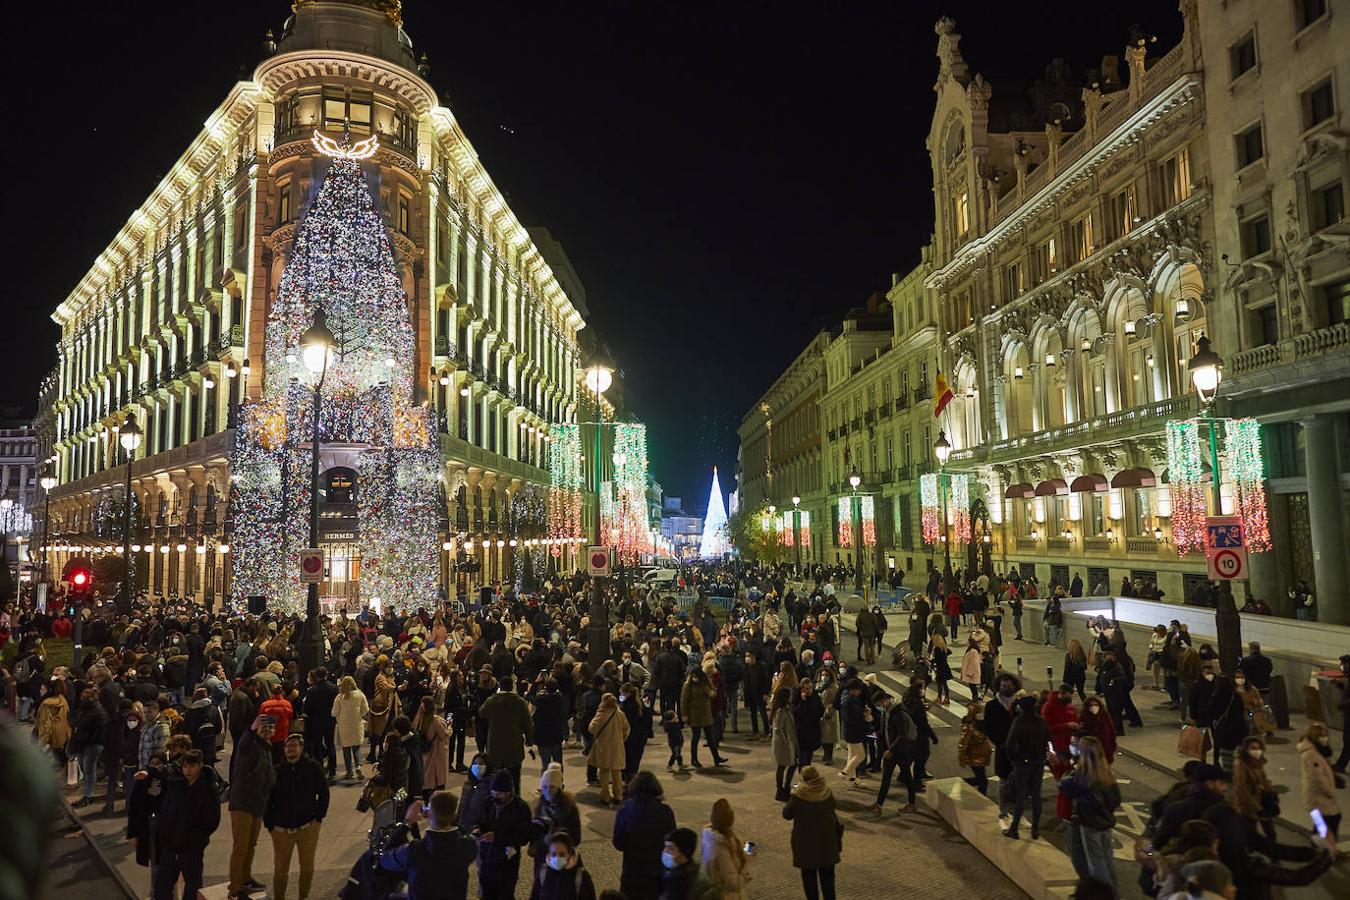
[1299,721,1342,842]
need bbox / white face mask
[1249,748,1264,760]
[1088,705,1101,715]
[547,854,568,871]
[661,851,678,869]
[471,764,484,778]
[1204,673,1215,681]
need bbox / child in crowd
[663,709,685,770]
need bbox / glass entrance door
[321,543,361,604]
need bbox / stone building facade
[41,0,586,605]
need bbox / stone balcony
[1229,323,1350,377]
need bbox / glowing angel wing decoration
[311,129,381,160]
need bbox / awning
[1004,482,1035,500]
[1110,467,1157,488]
[1069,474,1109,493]
[1034,478,1069,497]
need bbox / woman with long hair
[701,798,749,900]
[772,659,799,694]
[1231,735,1278,838]
[1057,736,1121,891]
[959,637,983,701]
[413,694,451,799]
[771,686,800,801]
[1298,721,1341,843]
[332,675,370,781]
[1064,640,1088,702]
[929,632,952,705]
[442,667,471,773]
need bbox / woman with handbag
[1057,736,1122,892]
[783,766,842,900]
[587,693,630,806]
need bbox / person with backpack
[380,789,478,900]
[1058,736,1122,892]
[182,686,223,767]
[530,830,597,900]
[865,690,918,814]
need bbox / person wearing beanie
[661,827,717,900]
[473,768,533,899]
[527,763,581,874]
[783,765,842,900]
[700,798,748,899]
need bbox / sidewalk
[839,609,1326,837]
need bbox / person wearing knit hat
[528,762,581,867]
[662,827,717,898]
[477,767,533,899]
[701,797,749,898]
[783,765,841,897]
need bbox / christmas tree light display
[1223,418,1272,552]
[698,467,730,558]
[230,136,440,612]
[836,496,853,548]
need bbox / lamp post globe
[300,306,336,374]
[583,347,616,663]
[1187,334,1223,403]
[933,430,952,467]
[116,414,143,615]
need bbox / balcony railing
[1126,536,1160,554]
[1083,536,1113,554]
[912,387,932,404]
[988,394,1197,461]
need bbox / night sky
[8,0,1181,511]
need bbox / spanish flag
[934,369,954,418]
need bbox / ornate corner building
[741,1,1348,621]
[39,0,587,605]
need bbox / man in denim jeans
[1043,595,1064,646]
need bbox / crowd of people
[0,558,1346,900]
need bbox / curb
[58,794,139,900]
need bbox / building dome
[275,0,416,73]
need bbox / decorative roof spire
[934,17,971,89]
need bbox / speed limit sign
[587,546,611,577]
[1207,546,1247,580]
[300,548,324,584]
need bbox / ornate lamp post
[117,415,143,616]
[849,468,863,591]
[791,495,802,574]
[298,307,336,677]
[39,465,57,586]
[934,429,954,588]
[584,350,615,662]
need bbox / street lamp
[39,465,57,586]
[791,495,802,573]
[299,307,335,677]
[585,348,615,662]
[848,467,863,591]
[1187,333,1226,504]
[118,415,143,615]
[934,430,954,588]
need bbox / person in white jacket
[332,676,370,781]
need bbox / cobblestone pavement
[73,729,1026,899]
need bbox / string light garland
[1223,417,1271,552]
[798,510,811,550]
[951,473,971,543]
[860,495,876,547]
[837,496,853,548]
[1165,420,1207,555]
[230,153,439,612]
[612,423,651,564]
[920,473,940,545]
[780,512,794,547]
[547,424,584,556]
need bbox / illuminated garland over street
[951,473,971,543]
[612,423,651,564]
[547,424,584,556]
[230,149,439,612]
[1165,420,1208,556]
[920,473,940,545]
[798,510,811,550]
[1223,418,1272,552]
[780,513,793,547]
[836,496,852,548]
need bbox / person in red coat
[1078,695,1117,762]
[944,591,963,640]
[259,683,294,760]
[1041,683,1081,759]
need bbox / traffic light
[65,564,93,617]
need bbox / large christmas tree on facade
[229,134,440,613]
[699,466,730,558]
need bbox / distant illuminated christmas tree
[699,466,730,558]
[229,132,440,612]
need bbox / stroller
[339,789,411,900]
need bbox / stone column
[1302,416,1347,624]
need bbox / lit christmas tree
[230,133,440,613]
[699,466,730,558]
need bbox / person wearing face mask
[474,769,534,899]
[1079,694,1117,762]
[1043,683,1083,761]
[1298,721,1342,842]
[529,831,597,900]
[984,674,1021,822]
[458,753,493,833]
[380,789,478,900]
[793,679,825,769]
[1230,736,1279,839]
[659,826,717,900]
[1232,670,1273,739]
[529,764,582,877]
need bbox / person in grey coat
[771,687,800,802]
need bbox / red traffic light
[71,570,90,587]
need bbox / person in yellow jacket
[587,693,630,806]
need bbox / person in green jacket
[479,675,534,793]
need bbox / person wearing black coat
[611,772,677,900]
[381,790,478,900]
[620,690,653,781]
[265,734,331,900]
[742,653,771,737]
[652,641,687,715]
[528,681,569,772]
[1002,695,1052,840]
[793,681,825,767]
[150,751,221,900]
[474,770,534,900]
[983,675,1019,815]
[1208,675,1250,770]
[1204,802,1332,900]
[458,754,492,832]
[70,690,109,806]
[303,667,340,779]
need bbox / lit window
[954,191,970,238]
[1161,148,1192,205]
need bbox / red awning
[1110,467,1157,488]
[1034,479,1069,497]
[1070,474,1109,493]
[1004,482,1035,500]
